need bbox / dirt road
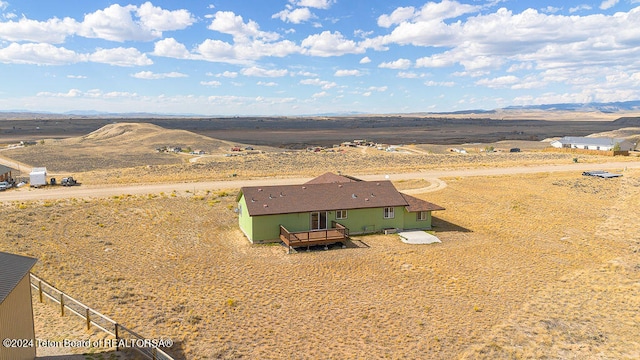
[1,161,638,202]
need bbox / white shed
[29,167,47,187]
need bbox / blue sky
[1,0,640,115]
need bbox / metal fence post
[60,293,65,316]
[38,280,43,303]
[86,308,91,330]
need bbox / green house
[236,173,445,246]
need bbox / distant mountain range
[503,100,640,113]
[1,100,640,118]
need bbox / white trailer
[29,167,47,187]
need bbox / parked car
[0,181,11,191]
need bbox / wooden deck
[279,222,349,251]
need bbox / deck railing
[30,273,174,360]
[279,222,348,252]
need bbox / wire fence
[30,273,174,360]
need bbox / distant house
[0,252,38,360]
[550,137,634,151]
[236,172,445,247]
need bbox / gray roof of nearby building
[0,252,37,304]
[0,165,12,174]
[557,137,628,146]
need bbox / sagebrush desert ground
[1,168,639,359]
[4,122,638,185]
[1,122,639,359]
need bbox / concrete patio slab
[398,230,441,244]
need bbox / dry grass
[4,122,637,185]
[3,123,276,173]
[71,150,638,186]
[2,168,638,359]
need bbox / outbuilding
[0,165,12,182]
[0,252,38,360]
[550,137,634,151]
[29,167,47,187]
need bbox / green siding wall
[238,193,434,243]
[402,209,432,230]
[237,195,254,240]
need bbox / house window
[336,210,347,219]
[383,207,395,219]
[417,211,428,221]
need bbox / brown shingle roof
[240,179,445,216]
[401,193,446,212]
[241,180,408,216]
[303,172,361,184]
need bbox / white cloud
[136,2,195,32]
[359,56,371,64]
[299,78,337,89]
[377,6,416,28]
[272,7,314,24]
[208,11,279,42]
[367,86,387,92]
[569,5,592,13]
[294,0,335,9]
[257,81,278,86]
[215,71,238,78]
[541,6,561,14]
[0,42,83,65]
[192,38,300,63]
[397,71,425,79]
[37,89,82,97]
[312,91,329,98]
[103,91,138,98]
[0,17,78,44]
[67,75,87,79]
[301,31,363,56]
[415,53,456,68]
[379,5,640,78]
[334,69,362,76]
[89,47,153,67]
[152,38,192,59]
[159,12,302,63]
[507,62,534,72]
[424,80,455,87]
[37,89,138,99]
[378,58,411,69]
[79,3,194,42]
[294,70,318,77]
[600,0,619,10]
[132,71,187,79]
[475,75,519,88]
[354,29,373,38]
[241,66,288,77]
[200,80,222,87]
